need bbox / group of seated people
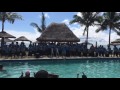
[19,70,59,78]
[0,42,120,58]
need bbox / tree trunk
[2,20,4,32]
[2,15,5,32]
[1,16,5,48]
[109,28,111,46]
[86,27,89,48]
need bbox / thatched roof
[37,23,80,42]
[14,36,31,42]
[0,38,13,42]
[111,39,120,45]
[0,31,16,38]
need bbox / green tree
[0,12,22,32]
[96,12,120,46]
[0,12,22,47]
[70,12,102,47]
[30,12,46,33]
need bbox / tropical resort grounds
[1,12,120,78]
[0,23,120,78]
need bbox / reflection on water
[0,59,120,78]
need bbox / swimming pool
[0,59,120,78]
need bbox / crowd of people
[0,42,120,58]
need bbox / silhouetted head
[35,70,48,78]
[82,72,87,78]
[16,42,18,44]
[25,71,30,78]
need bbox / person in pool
[82,72,87,78]
[0,65,7,72]
[0,65,3,71]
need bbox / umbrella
[0,38,13,42]
[0,31,16,38]
[0,31,16,47]
[14,36,31,42]
[111,39,120,45]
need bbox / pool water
[0,59,120,78]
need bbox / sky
[0,12,119,46]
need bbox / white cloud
[5,29,40,42]
[62,19,70,25]
[77,12,82,17]
[62,18,120,45]
[72,25,120,45]
[44,13,50,18]
[39,13,50,19]
[62,19,78,26]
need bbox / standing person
[118,48,120,57]
[95,47,98,57]
[11,42,15,58]
[83,45,88,57]
[89,44,95,57]
[98,45,102,57]
[28,43,33,57]
[104,47,109,57]
[113,45,118,57]
[15,42,19,58]
[77,44,81,57]
[51,48,54,58]
[62,44,66,58]
[56,46,59,58]
[107,45,112,57]
[101,46,104,57]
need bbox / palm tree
[70,12,102,47]
[0,12,22,32]
[30,12,46,33]
[96,12,120,46]
[0,12,22,46]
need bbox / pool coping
[0,57,120,62]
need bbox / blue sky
[2,12,75,32]
[0,12,119,45]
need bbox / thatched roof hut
[111,39,120,45]
[37,23,80,42]
[14,36,31,42]
[0,31,16,38]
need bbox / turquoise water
[0,60,120,78]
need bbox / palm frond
[30,23,42,33]
[6,13,22,24]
